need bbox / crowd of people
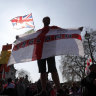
[0,76,82,96]
[1,64,96,96]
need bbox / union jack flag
[11,13,35,29]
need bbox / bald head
[43,17,50,26]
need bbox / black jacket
[81,72,96,96]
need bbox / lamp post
[85,31,94,64]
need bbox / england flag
[8,26,84,65]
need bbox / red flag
[2,44,12,51]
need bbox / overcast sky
[0,0,96,82]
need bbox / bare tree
[60,55,86,82]
[83,30,96,62]
[16,69,32,82]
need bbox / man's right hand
[78,27,83,31]
[16,35,19,39]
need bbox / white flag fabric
[8,26,84,66]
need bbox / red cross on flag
[8,26,84,66]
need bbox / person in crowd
[24,75,30,90]
[70,82,80,96]
[36,79,42,94]
[3,78,16,96]
[47,83,57,96]
[26,83,37,96]
[16,77,26,96]
[81,64,96,96]
[0,80,4,95]
[35,16,64,96]
[62,84,69,96]
[6,78,15,89]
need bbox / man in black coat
[81,64,96,96]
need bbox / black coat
[81,72,96,96]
